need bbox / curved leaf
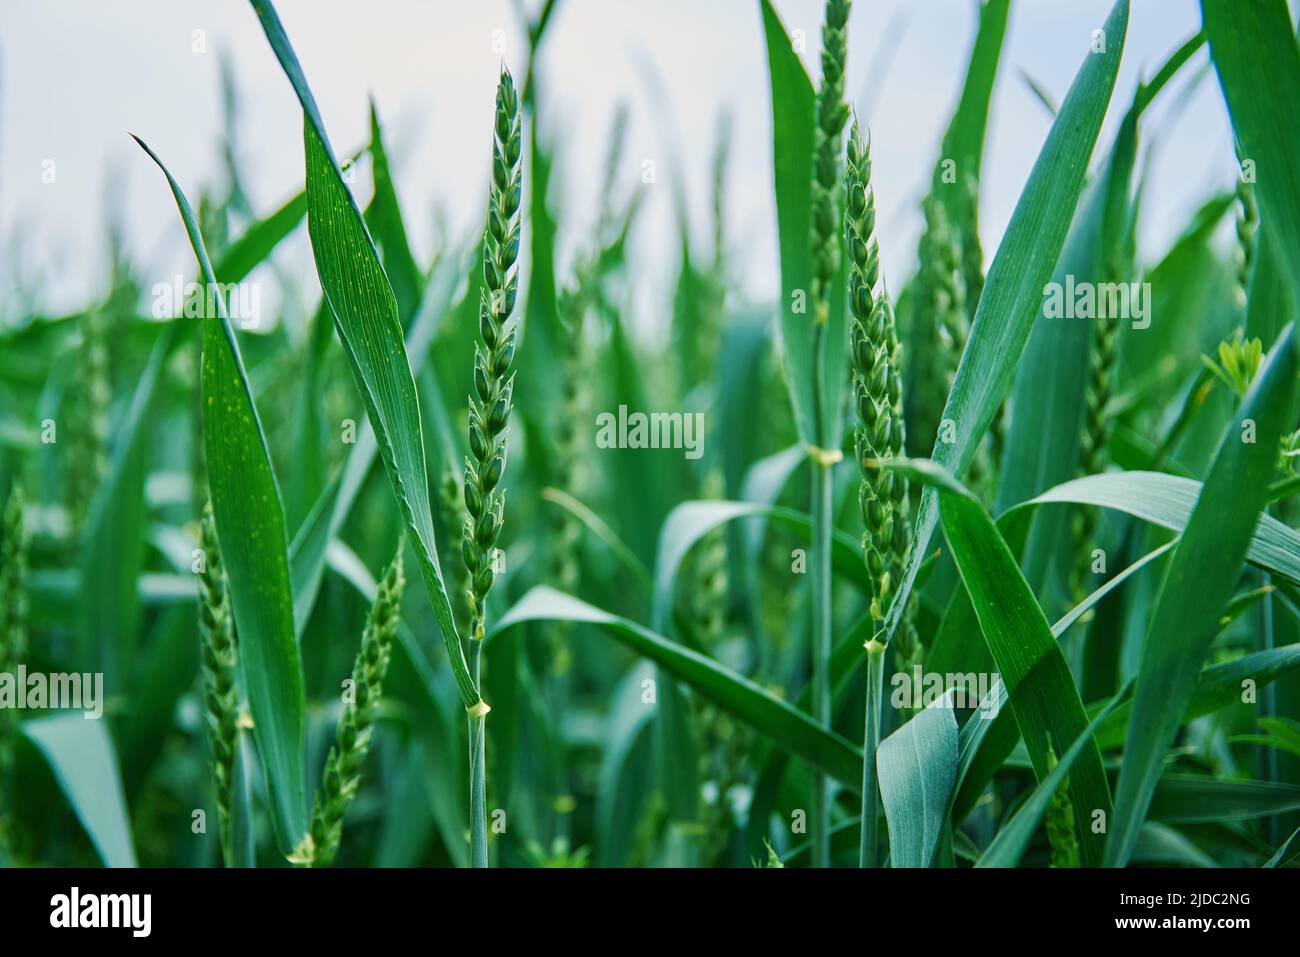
[1265,826,1300,867]
[877,692,958,868]
[1133,823,1219,868]
[212,191,307,285]
[1028,470,1300,585]
[249,0,476,709]
[24,714,137,868]
[1203,0,1300,310]
[1096,642,1300,750]
[79,328,173,688]
[594,662,657,867]
[976,683,1130,867]
[1150,775,1300,823]
[739,443,805,560]
[542,487,651,590]
[133,135,308,852]
[892,457,1112,866]
[652,499,868,631]
[492,586,863,791]
[758,0,816,447]
[1107,325,1300,866]
[367,100,422,325]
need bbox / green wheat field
[2,0,1300,870]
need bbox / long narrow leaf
[492,586,864,792]
[288,249,460,631]
[1202,0,1300,311]
[652,498,869,631]
[24,714,137,868]
[1028,471,1300,585]
[884,0,1129,646]
[877,692,958,868]
[133,135,308,852]
[1150,775,1300,823]
[78,327,173,688]
[760,0,845,449]
[1107,324,1300,865]
[367,100,423,325]
[247,0,477,709]
[977,683,1131,867]
[891,458,1113,866]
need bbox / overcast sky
[1,1,1240,328]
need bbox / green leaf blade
[1107,325,1300,866]
[493,587,864,792]
[247,0,476,709]
[894,458,1114,865]
[759,0,816,446]
[25,714,137,868]
[133,133,309,854]
[884,0,1130,646]
[1202,0,1300,313]
[877,695,958,868]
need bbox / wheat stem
[846,124,913,865]
[805,0,851,871]
[460,65,522,868]
[860,639,885,867]
[467,636,488,867]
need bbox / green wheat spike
[304,544,406,867]
[845,122,911,649]
[809,0,851,329]
[0,483,29,860]
[1045,740,1080,868]
[197,500,240,866]
[463,65,523,644]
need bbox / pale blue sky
[1,1,1240,329]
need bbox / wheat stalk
[462,65,522,645]
[845,122,913,867]
[546,103,627,592]
[959,173,985,323]
[809,0,851,330]
[690,471,747,861]
[1045,740,1081,868]
[460,64,523,868]
[846,124,909,631]
[67,312,110,532]
[924,199,967,395]
[305,545,405,867]
[438,467,471,633]
[1233,166,1258,310]
[0,484,27,677]
[545,282,587,677]
[0,483,28,861]
[1070,241,1132,599]
[197,500,240,866]
[959,173,1004,474]
[806,0,852,871]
